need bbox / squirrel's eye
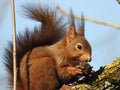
[76,43,82,50]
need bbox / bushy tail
[4,3,66,85]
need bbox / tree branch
[71,58,120,90]
[57,6,120,29]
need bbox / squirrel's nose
[83,55,91,62]
[85,56,91,62]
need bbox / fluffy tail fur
[4,3,66,85]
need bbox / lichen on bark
[71,58,120,90]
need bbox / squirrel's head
[65,13,91,63]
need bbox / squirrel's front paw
[60,85,72,90]
[67,66,84,76]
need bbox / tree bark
[71,58,120,90]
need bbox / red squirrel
[4,3,92,90]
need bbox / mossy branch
[71,58,120,90]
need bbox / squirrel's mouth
[69,56,91,66]
[72,56,85,62]
[75,56,91,62]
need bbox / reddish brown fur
[4,3,91,90]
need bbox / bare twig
[10,0,17,90]
[117,0,120,4]
[57,6,120,29]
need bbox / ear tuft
[78,14,85,36]
[65,9,77,44]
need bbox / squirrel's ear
[66,9,76,44]
[78,14,85,36]
[66,25,76,44]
